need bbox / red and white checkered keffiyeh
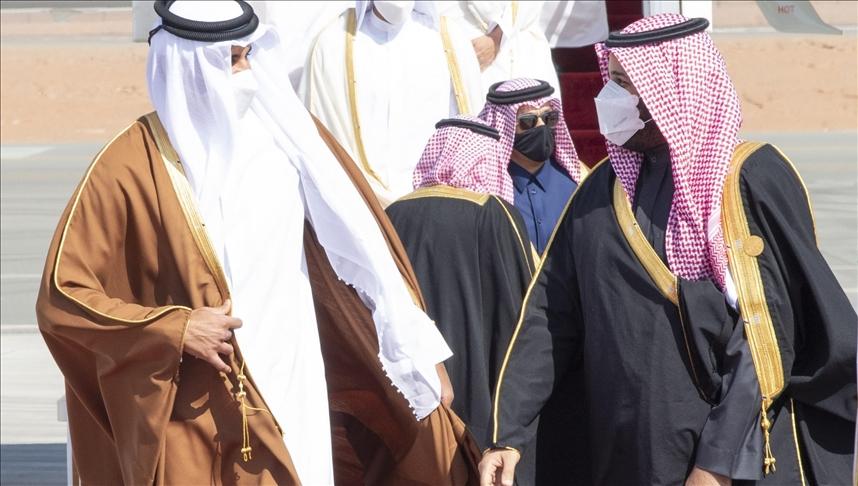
[412,115,514,202]
[478,78,583,184]
[596,14,742,289]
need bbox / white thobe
[442,1,561,96]
[250,0,351,91]
[221,108,334,485]
[303,8,482,206]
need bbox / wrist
[483,446,520,457]
[488,26,503,47]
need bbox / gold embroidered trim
[440,16,471,114]
[530,244,540,266]
[52,120,191,325]
[723,140,786,474]
[143,113,232,299]
[612,178,713,400]
[397,185,490,205]
[611,179,679,305]
[493,195,535,275]
[790,398,807,486]
[491,158,609,443]
[345,9,388,189]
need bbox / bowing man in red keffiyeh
[388,115,540,480]
[480,14,855,486]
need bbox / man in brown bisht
[36,1,480,484]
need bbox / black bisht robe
[491,144,856,485]
[387,186,537,462]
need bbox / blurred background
[1,1,855,484]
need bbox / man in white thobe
[250,1,351,91]
[148,2,455,483]
[303,0,483,206]
[441,1,561,95]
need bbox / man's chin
[620,139,645,153]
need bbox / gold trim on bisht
[611,179,679,305]
[143,113,231,299]
[397,184,490,205]
[789,399,808,486]
[52,120,192,325]
[397,185,534,275]
[723,140,785,474]
[493,195,536,275]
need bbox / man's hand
[479,448,520,486]
[471,26,503,71]
[686,466,731,486]
[436,362,454,408]
[183,300,242,373]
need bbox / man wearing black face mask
[479,79,587,255]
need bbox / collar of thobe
[355,1,438,31]
[363,8,407,39]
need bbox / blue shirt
[509,159,578,254]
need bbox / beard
[621,99,666,153]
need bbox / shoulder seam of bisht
[396,185,491,206]
[52,119,194,325]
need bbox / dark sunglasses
[517,110,560,131]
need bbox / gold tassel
[235,362,272,463]
[761,400,776,475]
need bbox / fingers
[478,461,495,486]
[500,453,518,486]
[225,317,243,329]
[500,462,515,486]
[216,342,234,356]
[206,352,232,374]
[479,454,501,486]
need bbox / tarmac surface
[1,130,856,484]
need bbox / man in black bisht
[387,115,539,479]
[479,14,856,486]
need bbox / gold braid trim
[51,119,192,325]
[493,195,536,275]
[612,179,709,400]
[723,141,786,474]
[397,185,490,205]
[789,399,807,486]
[611,180,678,305]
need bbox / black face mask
[513,125,555,162]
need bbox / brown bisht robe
[36,112,480,485]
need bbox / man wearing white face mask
[303,0,483,207]
[480,15,855,486]
[37,1,485,484]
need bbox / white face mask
[373,0,414,27]
[594,79,649,147]
[231,68,259,119]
